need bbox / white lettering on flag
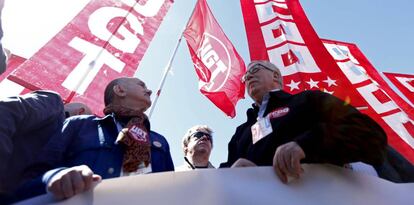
[122,0,165,17]
[268,44,321,76]
[255,1,292,23]
[337,61,368,84]
[62,37,125,94]
[383,112,414,148]
[396,77,414,92]
[88,7,143,53]
[261,20,304,47]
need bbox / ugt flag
[9,0,174,115]
[383,72,414,105]
[184,0,246,118]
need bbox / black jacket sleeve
[294,91,387,166]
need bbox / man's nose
[245,73,254,82]
[200,135,210,141]
[147,89,152,96]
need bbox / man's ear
[272,71,282,87]
[78,107,86,115]
[183,147,188,156]
[113,84,127,97]
[272,71,280,81]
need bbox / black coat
[221,90,387,168]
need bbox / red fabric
[281,50,299,67]
[272,5,291,16]
[0,54,26,81]
[372,89,390,104]
[8,0,174,115]
[240,0,365,105]
[383,72,414,105]
[272,26,286,39]
[184,0,246,118]
[322,39,414,164]
[240,0,414,163]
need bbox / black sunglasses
[191,132,212,141]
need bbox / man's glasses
[191,131,212,141]
[241,64,275,83]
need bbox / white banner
[16,164,413,205]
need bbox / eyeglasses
[241,64,275,83]
[190,132,212,141]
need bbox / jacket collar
[247,90,292,120]
[93,113,151,131]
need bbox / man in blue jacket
[18,77,174,201]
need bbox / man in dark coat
[221,60,387,184]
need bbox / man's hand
[273,142,305,184]
[231,158,257,168]
[47,165,101,200]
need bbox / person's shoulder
[150,130,168,142]
[64,114,99,126]
[26,90,63,101]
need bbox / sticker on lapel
[153,141,162,148]
[268,107,289,120]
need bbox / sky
[2,0,414,168]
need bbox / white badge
[251,116,273,144]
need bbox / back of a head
[64,102,93,117]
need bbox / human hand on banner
[231,158,257,168]
[47,165,102,200]
[273,142,305,184]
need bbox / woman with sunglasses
[176,125,215,171]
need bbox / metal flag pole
[147,32,184,119]
[148,0,199,119]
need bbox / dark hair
[104,78,121,106]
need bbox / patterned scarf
[103,105,151,173]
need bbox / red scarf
[103,105,151,173]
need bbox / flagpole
[148,31,184,118]
[148,0,199,119]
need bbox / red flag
[383,72,414,105]
[8,0,174,115]
[322,39,414,164]
[240,0,414,162]
[184,0,246,118]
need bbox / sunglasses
[191,132,212,141]
[241,64,275,83]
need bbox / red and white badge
[267,107,290,120]
[128,125,149,143]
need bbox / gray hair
[182,125,213,154]
[248,60,283,87]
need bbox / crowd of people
[1,59,413,204]
[0,1,413,203]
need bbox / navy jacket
[15,114,174,201]
[0,91,64,195]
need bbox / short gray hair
[182,125,213,154]
[248,60,283,87]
